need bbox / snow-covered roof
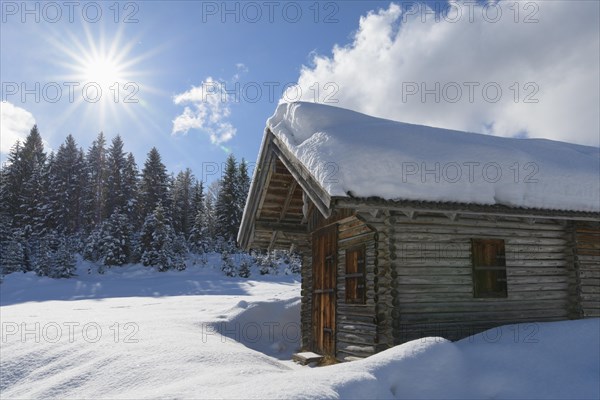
[267,102,600,213]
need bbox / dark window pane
[346,246,366,304]
[472,239,507,298]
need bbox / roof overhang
[239,123,600,250]
[334,197,600,222]
[237,129,332,250]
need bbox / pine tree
[171,233,189,269]
[205,181,220,249]
[192,180,205,218]
[258,252,277,275]
[0,141,24,225]
[100,210,131,267]
[0,215,12,268]
[52,234,76,278]
[27,230,73,278]
[48,135,87,234]
[221,249,236,277]
[19,156,46,234]
[16,226,33,272]
[235,158,251,217]
[139,203,183,271]
[84,132,107,227]
[171,168,195,237]
[189,196,209,254]
[40,152,57,231]
[20,125,46,171]
[123,153,139,224]
[14,126,47,231]
[238,256,251,278]
[286,252,302,275]
[188,180,207,252]
[83,226,103,262]
[139,147,169,220]
[106,135,129,219]
[215,154,239,242]
[1,127,47,233]
[0,233,25,275]
[32,234,53,277]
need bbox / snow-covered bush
[139,203,186,271]
[1,236,25,276]
[221,250,236,277]
[257,252,278,275]
[101,210,132,267]
[31,232,76,278]
[285,252,302,275]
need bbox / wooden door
[312,225,337,355]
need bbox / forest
[0,125,298,279]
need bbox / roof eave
[333,197,600,221]
[238,129,334,250]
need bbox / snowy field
[1,260,599,399]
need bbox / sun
[51,27,139,101]
[47,24,160,133]
[82,55,124,90]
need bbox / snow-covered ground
[1,261,599,399]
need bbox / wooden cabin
[238,102,600,361]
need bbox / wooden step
[292,352,324,365]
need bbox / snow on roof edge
[265,102,600,214]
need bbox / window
[345,246,366,304]
[471,239,507,298]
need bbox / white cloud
[234,63,249,80]
[0,101,36,154]
[172,65,250,145]
[288,1,600,146]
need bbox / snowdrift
[211,297,301,360]
[207,317,600,399]
[1,265,598,399]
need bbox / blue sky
[1,1,393,180]
[2,1,598,183]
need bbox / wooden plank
[268,180,299,252]
[312,225,337,356]
[396,291,568,302]
[339,223,372,240]
[339,218,366,232]
[292,352,324,365]
[271,137,332,218]
[336,332,377,346]
[398,308,569,323]
[336,342,376,355]
[397,299,569,313]
[389,215,569,230]
[338,233,376,249]
[255,220,307,234]
[393,225,568,237]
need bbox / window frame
[345,245,366,304]
[471,238,508,298]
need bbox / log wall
[386,212,576,343]
[301,206,598,360]
[300,250,313,350]
[573,221,600,318]
[335,216,378,360]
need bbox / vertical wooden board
[300,251,313,350]
[574,221,600,318]
[311,224,338,355]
